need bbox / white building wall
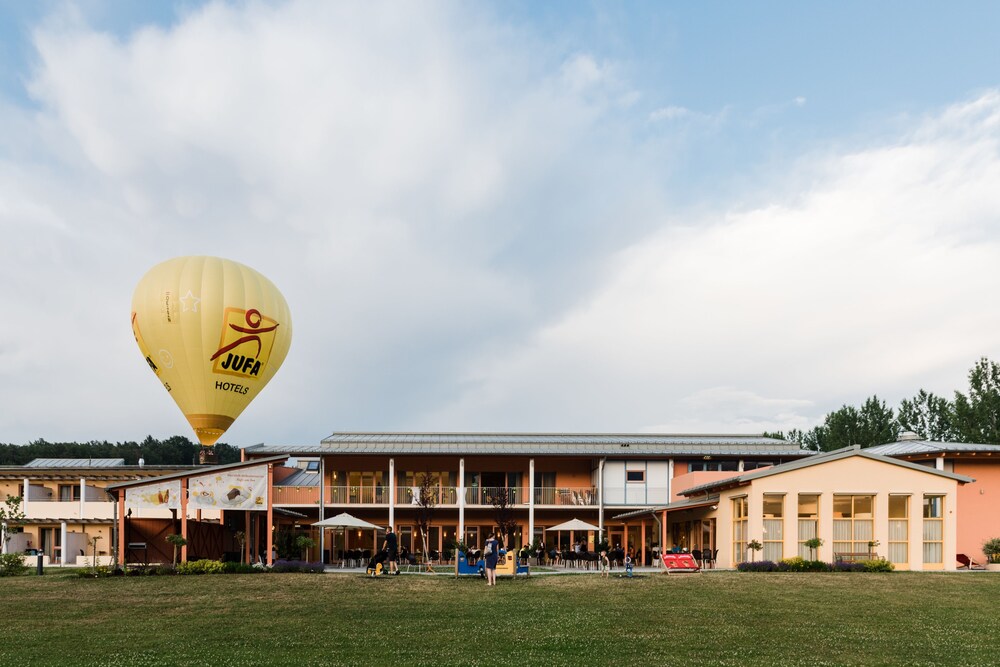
[603,461,625,504]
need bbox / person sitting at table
[399,545,417,567]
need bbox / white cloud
[649,105,690,122]
[424,91,1000,433]
[0,1,666,444]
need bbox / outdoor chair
[692,549,703,568]
[957,553,986,570]
[401,551,419,572]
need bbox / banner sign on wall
[188,465,268,511]
[125,479,182,510]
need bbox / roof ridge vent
[898,431,921,441]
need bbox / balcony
[286,485,602,508]
[272,485,320,505]
[20,498,174,520]
[395,486,458,506]
[325,486,393,505]
[534,487,598,506]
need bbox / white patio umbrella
[313,513,384,530]
[312,513,385,567]
[546,518,602,551]
[545,518,601,532]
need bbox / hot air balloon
[131,256,292,454]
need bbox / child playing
[600,550,610,578]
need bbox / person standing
[382,526,400,576]
[600,550,610,578]
[483,532,500,586]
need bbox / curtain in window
[923,519,943,563]
[763,519,783,561]
[888,519,908,564]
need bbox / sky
[1,1,1000,448]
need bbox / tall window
[762,494,784,562]
[58,484,81,502]
[888,495,909,565]
[922,495,944,564]
[732,496,748,564]
[832,495,874,555]
[798,494,819,559]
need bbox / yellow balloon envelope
[131,256,292,446]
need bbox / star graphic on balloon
[180,290,201,313]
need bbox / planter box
[986,563,1000,572]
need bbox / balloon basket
[198,448,218,465]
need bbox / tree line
[0,435,241,466]
[766,357,1000,452]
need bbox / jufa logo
[211,308,280,379]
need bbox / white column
[935,455,945,471]
[667,459,674,500]
[22,477,29,515]
[598,458,606,536]
[528,458,535,544]
[319,457,325,562]
[79,477,86,519]
[60,521,68,565]
[458,458,465,542]
[1,522,7,554]
[388,458,395,529]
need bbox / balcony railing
[534,487,598,506]
[464,486,525,505]
[395,487,458,506]
[325,486,391,505]
[272,486,320,505]
[303,485,601,507]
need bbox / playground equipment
[495,549,530,577]
[455,549,530,577]
[455,550,485,577]
[661,552,701,574]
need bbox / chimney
[898,431,921,442]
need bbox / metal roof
[245,433,808,458]
[275,468,321,487]
[103,455,289,496]
[25,458,126,468]
[611,495,720,520]
[678,446,975,496]
[867,440,1000,456]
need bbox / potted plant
[746,539,763,562]
[804,537,823,561]
[165,534,187,567]
[983,538,1000,571]
[867,539,880,558]
[233,530,247,564]
[295,535,315,562]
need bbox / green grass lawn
[3,571,999,666]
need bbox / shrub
[737,560,778,572]
[983,538,1000,564]
[176,559,226,575]
[777,557,829,572]
[222,562,259,574]
[0,552,28,577]
[860,558,894,572]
